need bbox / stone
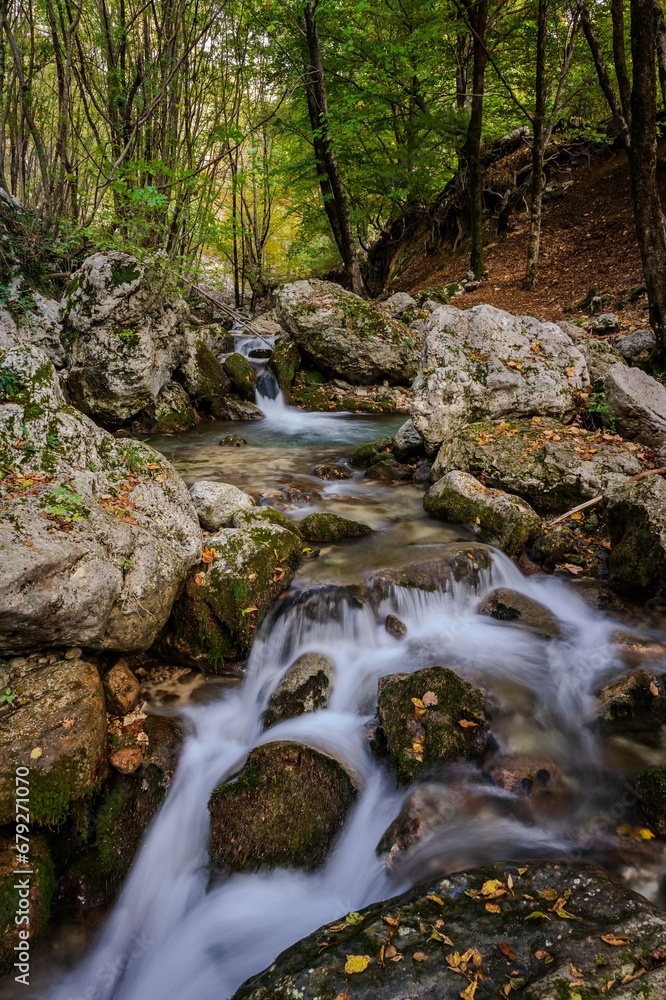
[145,380,198,433]
[223,352,257,401]
[276,279,421,385]
[411,303,588,451]
[603,362,666,447]
[311,464,351,480]
[376,783,458,867]
[190,481,255,532]
[251,312,285,339]
[476,588,564,639]
[360,544,494,611]
[16,291,66,367]
[61,252,189,426]
[103,659,141,716]
[175,329,231,417]
[392,417,423,460]
[424,471,541,556]
[109,746,144,774]
[0,346,202,653]
[0,834,54,975]
[597,669,666,732]
[299,512,372,542]
[233,861,666,1000]
[262,652,335,729]
[432,416,643,514]
[219,435,248,447]
[376,666,488,785]
[269,336,301,394]
[0,658,107,826]
[350,436,394,468]
[486,753,567,808]
[232,505,299,534]
[380,291,417,318]
[616,328,656,358]
[636,766,666,835]
[606,476,666,595]
[576,336,625,382]
[590,311,619,331]
[365,455,413,480]
[215,396,263,420]
[385,614,407,638]
[209,742,357,871]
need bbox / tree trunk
[525,0,548,288]
[653,0,666,110]
[462,0,489,278]
[611,0,632,122]
[628,0,666,366]
[302,0,365,295]
[576,0,629,146]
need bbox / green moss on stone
[299,512,372,543]
[270,337,301,394]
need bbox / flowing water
[6,338,665,1000]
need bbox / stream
[7,334,665,1000]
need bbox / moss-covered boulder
[636,766,666,835]
[189,481,254,532]
[209,742,357,871]
[350,436,394,468]
[431,417,644,515]
[365,455,414,480]
[176,331,231,417]
[425,471,541,556]
[597,669,666,732]
[262,653,335,730]
[476,588,564,639]
[232,505,299,534]
[299,512,372,543]
[223,352,257,401]
[270,336,301,395]
[144,380,198,433]
[157,574,237,670]
[277,279,421,385]
[0,658,107,826]
[360,544,494,612]
[0,833,54,976]
[377,666,488,785]
[232,861,666,1000]
[606,476,666,596]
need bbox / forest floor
[394,145,664,334]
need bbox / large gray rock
[16,292,66,367]
[276,279,420,385]
[576,336,625,383]
[380,291,418,319]
[233,861,666,1000]
[393,417,423,459]
[0,345,202,653]
[606,476,666,594]
[603,362,666,448]
[61,252,189,425]
[175,327,231,417]
[189,481,255,531]
[411,303,589,451]
[616,328,656,359]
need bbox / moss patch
[299,512,372,543]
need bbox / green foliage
[0,688,13,706]
[43,486,88,523]
[588,391,617,433]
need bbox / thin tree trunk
[526,0,548,288]
[303,0,365,295]
[611,0,632,122]
[653,0,666,110]
[576,0,629,146]
[462,0,489,278]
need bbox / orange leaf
[458,719,479,728]
[201,547,217,564]
[498,942,515,961]
[601,934,630,946]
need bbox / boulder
[175,329,231,417]
[223,352,257,401]
[360,544,494,611]
[432,417,643,514]
[590,312,619,331]
[411,303,589,451]
[0,834,54,975]
[576,336,625,382]
[16,291,66,367]
[145,380,197,433]
[476,588,564,639]
[61,253,189,426]
[233,861,666,1000]
[269,336,301,394]
[312,463,352,480]
[209,742,357,871]
[232,506,299,534]
[597,669,666,732]
[376,666,488,785]
[299,512,372,543]
[276,279,420,385]
[392,417,423,459]
[262,652,335,729]
[103,658,141,716]
[350,436,394,468]
[603,363,666,448]
[385,613,407,638]
[0,657,107,826]
[189,481,254,532]
[380,291,418,319]
[616,328,656,359]
[0,346,202,653]
[424,471,541,556]
[365,455,414,480]
[636,766,666,835]
[606,477,666,594]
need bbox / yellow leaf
[649,681,660,697]
[411,697,426,710]
[566,367,576,377]
[412,738,425,753]
[460,981,478,1000]
[480,879,506,897]
[194,572,207,588]
[538,888,559,901]
[201,547,217,564]
[570,512,583,521]
[426,894,444,905]
[517,867,528,875]
[30,747,42,759]
[551,898,579,919]
[600,934,630,947]
[344,955,371,974]
[458,719,479,728]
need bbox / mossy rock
[262,653,335,729]
[177,339,231,417]
[636,766,666,835]
[377,666,488,785]
[360,544,494,612]
[365,456,413,481]
[0,833,55,975]
[597,669,666,733]
[223,353,257,401]
[0,659,107,827]
[606,477,666,596]
[350,437,394,468]
[476,588,564,639]
[158,574,238,672]
[270,337,301,394]
[209,742,357,871]
[232,505,301,535]
[299,512,372,543]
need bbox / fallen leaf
[344,955,371,974]
[30,747,42,759]
[571,963,584,980]
[459,980,478,1000]
[385,945,397,959]
[382,916,400,929]
[617,823,655,841]
[563,563,584,575]
[413,952,428,962]
[480,879,507,898]
[458,719,479,728]
[566,367,576,377]
[538,888,559,901]
[485,903,501,913]
[194,572,207,588]
[422,691,438,707]
[517,867,528,875]
[570,512,583,521]
[551,898,579,920]
[61,718,75,729]
[426,894,445,905]
[649,680,660,697]
[412,738,425,754]
[600,934,630,947]
[534,949,553,962]
[201,547,217,564]
[498,942,515,961]
[525,911,551,920]
[335,992,350,1000]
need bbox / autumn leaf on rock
[458,719,479,728]
[551,897,579,919]
[422,691,438,707]
[498,942,515,961]
[600,934,630,946]
[485,902,501,913]
[459,979,478,1000]
[30,747,42,759]
[413,952,428,962]
[480,879,507,898]
[411,696,427,720]
[426,894,445,905]
[344,955,370,974]
[201,547,217,564]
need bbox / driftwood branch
[548,466,666,526]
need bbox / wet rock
[385,614,407,638]
[376,783,458,864]
[262,652,335,729]
[109,745,144,774]
[350,436,394,468]
[411,303,588,452]
[361,544,494,610]
[392,418,423,461]
[377,666,488,785]
[432,416,643,514]
[425,471,540,556]
[219,435,248,447]
[213,396,263,420]
[413,460,433,483]
[299,512,372,543]
[233,861,666,1000]
[610,631,666,669]
[477,588,564,639]
[576,336,625,382]
[486,753,567,809]
[277,279,421,385]
[223,352,257,401]
[61,252,188,426]
[603,363,666,448]
[0,658,107,826]
[365,455,413,481]
[616,328,656,359]
[189,481,255,532]
[606,476,666,595]
[176,329,231,417]
[209,742,357,871]
[233,505,300,534]
[145,380,198,433]
[636,766,666,835]
[270,336,301,394]
[0,834,54,975]
[103,658,140,716]
[279,485,321,505]
[597,668,666,732]
[311,464,352,480]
